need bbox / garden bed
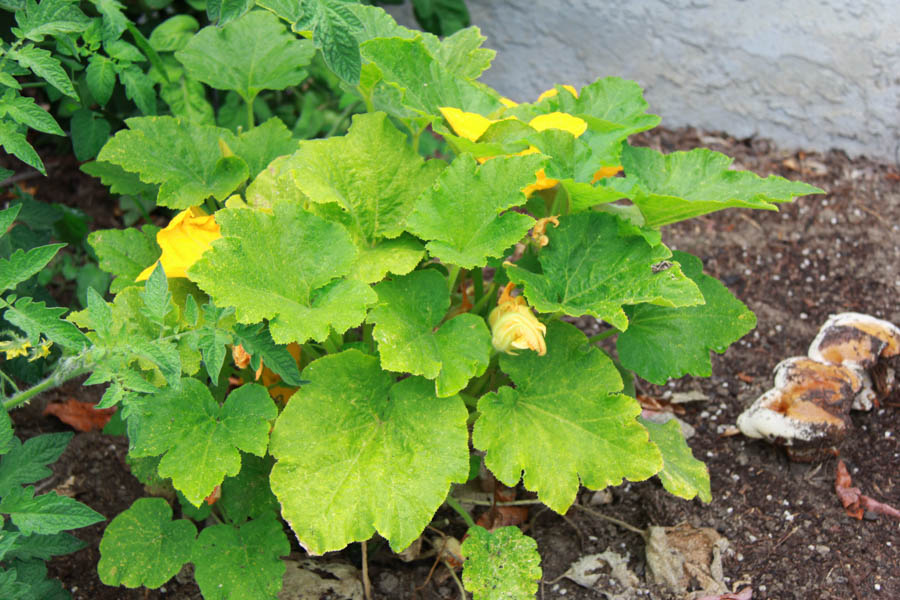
[11,125,900,599]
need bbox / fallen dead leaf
[695,587,752,600]
[43,398,116,432]
[835,459,900,520]
[563,550,640,600]
[279,558,362,600]
[474,504,529,531]
[645,523,729,599]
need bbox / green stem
[3,356,91,412]
[126,22,170,84]
[444,495,476,529]
[588,328,619,344]
[325,101,360,138]
[470,282,498,316]
[446,265,461,295]
[472,267,484,301]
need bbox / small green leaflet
[0,486,104,535]
[406,154,542,268]
[267,112,442,281]
[506,212,703,330]
[98,497,197,588]
[617,251,756,384]
[11,45,78,100]
[359,36,500,119]
[70,109,111,161]
[0,205,21,238]
[231,322,303,386]
[160,76,216,126]
[0,90,64,136]
[175,10,314,105]
[189,203,376,344]
[473,321,662,513]
[0,120,44,173]
[13,0,90,42]
[117,64,157,116]
[461,526,541,600]
[128,380,276,505]
[87,225,161,293]
[4,298,89,350]
[369,269,491,397]
[4,531,85,561]
[611,145,824,227]
[192,513,289,600]
[269,350,469,554]
[86,55,117,106]
[639,417,710,502]
[97,116,249,209]
[0,433,72,497]
[148,15,199,53]
[0,243,64,293]
[0,411,12,455]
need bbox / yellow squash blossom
[488,283,547,356]
[440,85,621,196]
[137,206,221,281]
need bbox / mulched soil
[8,125,899,599]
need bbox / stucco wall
[388,0,900,159]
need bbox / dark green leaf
[0,120,44,173]
[86,55,116,106]
[70,109,111,161]
[14,0,90,42]
[11,45,78,99]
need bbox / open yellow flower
[137,206,221,281]
[440,85,621,196]
[488,283,547,356]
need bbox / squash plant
[1,3,823,598]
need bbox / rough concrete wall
[388,0,900,159]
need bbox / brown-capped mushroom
[736,357,860,461]
[808,312,900,409]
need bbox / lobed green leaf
[461,526,542,600]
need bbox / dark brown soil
[10,127,899,599]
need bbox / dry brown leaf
[43,398,116,432]
[695,587,752,600]
[835,459,900,521]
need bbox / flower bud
[488,283,547,356]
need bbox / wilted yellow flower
[137,206,221,281]
[531,215,560,247]
[232,344,251,370]
[488,283,547,356]
[28,338,52,362]
[0,338,31,360]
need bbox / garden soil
[9,126,899,600]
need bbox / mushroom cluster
[737,312,900,460]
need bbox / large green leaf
[269,350,469,554]
[263,112,440,281]
[359,36,500,119]
[617,251,756,384]
[0,486,103,535]
[175,10,314,104]
[192,513,289,600]
[473,321,662,513]
[274,112,443,242]
[189,203,376,344]
[506,212,702,330]
[611,145,824,227]
[98,497,196,588]
[129,380,276,505]
[405,154,542,268]
[369,269,491,397]
[558,77,660,139]
[461,526,541,600]
[97,116,248,209]
[639,417,711,502]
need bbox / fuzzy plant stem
[2,355,91,411]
